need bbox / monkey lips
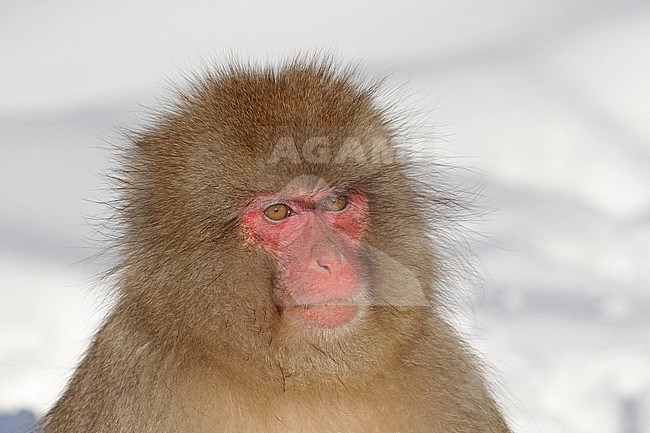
[283,301,359,328]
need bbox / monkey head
[116,60,442,385]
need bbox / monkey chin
[284,303,359,328]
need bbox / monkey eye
[264,203,292,221]
[323,194,348,212]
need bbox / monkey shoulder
[42,312,195,432]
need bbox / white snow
[1,1,649,432]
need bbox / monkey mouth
[283,302,359,328]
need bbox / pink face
[241,190,369,328]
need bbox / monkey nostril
[310,259,333,274]
[310,247,343,274]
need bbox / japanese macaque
[43,58,511,433]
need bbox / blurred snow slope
[1,1,649,433]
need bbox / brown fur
[43,58,511,433]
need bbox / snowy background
[1,1,649,432]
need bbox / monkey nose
[310,250,344,274]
